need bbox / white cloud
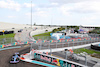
[25,10,48,17]
[8,16,15,18]
[60,5,72,15]
[51,3,58,6]
[36,11,48,17]
[49,0,100,4]
[60,1,100,15]
[81,16,97,24]
[23,3,35,8]
[0,0,21,11]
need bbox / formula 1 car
[10,52,20,63]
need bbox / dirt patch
[91,53,100,58]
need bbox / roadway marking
[24,44,29,47]
[31,60,57,67]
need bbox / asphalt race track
[0,40,99,67]
[0,45,45,67]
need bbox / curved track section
[14,29,36,42]
[30,27,58,37]
[14,27,58,42]
[0,45,44,67]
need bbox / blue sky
[0,0,100,26]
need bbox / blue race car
[10,52,20,63]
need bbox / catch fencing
[0,38,15,45]
[0,34,100,49]
[34,37,100,50]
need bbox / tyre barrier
[91,45,100,51]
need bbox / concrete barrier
[0,46,21,51]
[30,27,58,37]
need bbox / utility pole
[31,1,32,29]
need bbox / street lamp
[31,1,32,29]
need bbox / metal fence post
[11,38,12,44]
[68,42,69,47]
[40,42,42,50]
[85,39,86,44]
[50,48,52,56]
[48,42,50,49]
[56,41,57,48]
[72,41,74,50]
[62,41,63,48]
[85,55,87,66]
[31,43,32,50]
[81,39,83,45]
[3,38,4,45]
[66,51,67,60]
[38,43,40,50]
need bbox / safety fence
[33,33,100,40]
[0,36,100,49]
[0,41,29,48]
[33,37,100,44]
[34,37,100,50]
[0,38,15,45]
[33,36,52,40]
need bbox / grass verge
[73,48,100,55]
[0,33,15,38]
[33,32,51,36]
[33,32,52,40]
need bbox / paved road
[0,40,99,67]
[0,44,45,67]
[14,29,36,42]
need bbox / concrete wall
[30,27,58,37]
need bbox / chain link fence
[35,34,100,50]
[0,34,100,49]
[0,37,16,45]
[33,36,52,40]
